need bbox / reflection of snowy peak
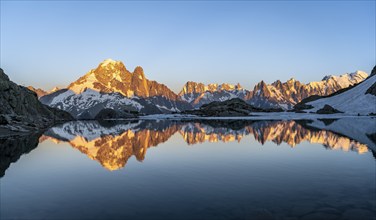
[45,120,142,141]
[41,119,374,171]
[179,71,368,110]
[40,59,192,118]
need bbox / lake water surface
[1,119,375,220]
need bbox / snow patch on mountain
[306,75,376,115]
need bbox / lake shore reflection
[1,119,375,220]
[38,119,374,171]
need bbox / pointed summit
[66,59,182,101]
[133,66,145,79]
[100,58,119,66]
[322,75,334,81]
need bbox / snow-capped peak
[322,71,368,82]
[349,70,368,80]
[322,75,334,81]
[100,58,119,66]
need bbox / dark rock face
[0,68,73,131]
[365,82,376,96]
[316,105,343,114]
[183,98,282,117]
[366,66,376,96]
[370,65,376,77]
[94,108,138,120]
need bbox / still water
[1,119,375,220]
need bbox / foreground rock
[94,108,139,120]
[316,104,343,114]
[0,132,41,177]
[182,98,282,117]
[0,68,73,133]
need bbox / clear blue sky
[1,1,375,92]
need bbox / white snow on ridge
[49,89,143,115]
[50,90,75,106]
[306,75,376,115]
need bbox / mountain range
[32,59,371,119]
[179,71,368,109]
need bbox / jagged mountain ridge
[37,58,369,116]
[40,59,191,118]
[27,86,61,98]
[179,71,368,109]
[27,86,48,98]
[179,82,249,107]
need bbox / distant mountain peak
[27,86,48,98]
[100,58,120,66]
[133,66,145,79]
[50,87,61,93]
[41,59,191,118]
[349,70,368,79]
[322,71,368,82]
[322,75,334,81]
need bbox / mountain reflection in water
[37,119,374,171]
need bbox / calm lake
[1,119,375,220]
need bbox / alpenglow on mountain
[40,59,191,119]
[179,71,368,109]
[37,58,369,118]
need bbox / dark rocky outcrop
[183,98,282,117]
[365,82,376,96]
[0,68,73,132]
[94,108,138,120]
[369,65,376,77]
[316,105,343,114]
[318,118,338,126]
[0,132,42,177]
